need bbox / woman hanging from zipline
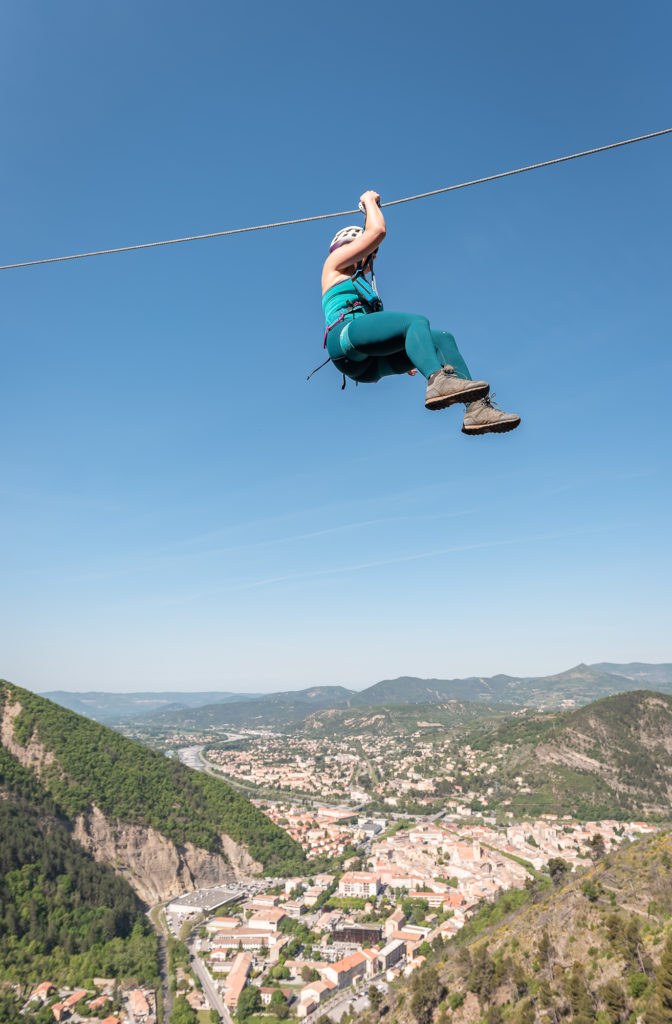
[321,190,520,435]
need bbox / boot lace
[442,364,468,380]
[481,392,502,409]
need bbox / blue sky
[1,1,670,693]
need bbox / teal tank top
[322,279,367,328]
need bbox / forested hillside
[362,831,672,1024]
[0,681,303,874]
[0,745,159,1019]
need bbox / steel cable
[1,129,669,271]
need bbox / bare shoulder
[321,255,350,296]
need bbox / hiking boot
[461,394,521,435]
[425,365,489,410]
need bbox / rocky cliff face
[1,697,262,904]
[72,804,261,904]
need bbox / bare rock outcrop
[73,804,261,903]
[1,699,55,773]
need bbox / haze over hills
[592,662,672,685]
[114,662,672,731]
[120,684,357,729]
[36,663,672,729]
[0,680,304,904]
[39,689,261,723]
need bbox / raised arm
[321,190,386,293]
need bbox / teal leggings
[326,311,471,384]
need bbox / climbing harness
[350,265,382,313]
[310,254,384,386]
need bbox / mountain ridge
[121,662,672,730]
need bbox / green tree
[601,979,626,1023]
[547,857,570,884]
[170,994,198,1024]
[591,834,606,861]
[565,965,596,1024]
[411,965,444,1024]
[455,946,472,982]
[645,934,672,1024]
[538,930,555,967]
[468,945,496,1006]
[628,972,649,998]
[236,985,261,1021]
[271,964,290,980]
[581,880,600,902]
[270,988,289,1019]
[368,986,383,1012]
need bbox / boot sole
[425,381,490,410]
[462,416,521,435]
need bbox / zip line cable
[1,128,670,272]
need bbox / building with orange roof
[361,947,381,976]
[249,894,279,908]
[89,994,111,1011]
[248,906,287,927]
[224,951,253,1012]
[64,989,88,1008]
[29,981,55,1002]
[404,954,426,975]
[320,950,368,989]
[384,908,406,937]
[297,978,337,1018]
[186,990,206,1009]
[338,871,381,898]
[209,927,281,950]
[100,1016,122,1024]
[205,915,240,931]
[51,1004,67,1022]
[128,988,150,1019]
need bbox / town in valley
[25,714,658,1024]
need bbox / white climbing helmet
[329,225,364,253]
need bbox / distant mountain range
[64,661,672,730]
[39,689,262,722]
